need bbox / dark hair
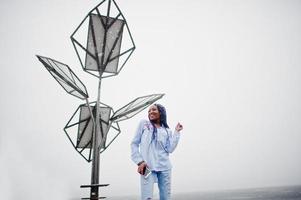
[154,103,169,128]
[150,104,170,144]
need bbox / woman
[131,104,183,200]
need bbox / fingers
[138,167,143,175]
[137,162,147,175]
[175,122,183,132]
[178,123,183,129]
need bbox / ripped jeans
[140,169,171,200]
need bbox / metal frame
[64,104,92,162]
[70,0,136,79]
[37,55,89,100]
[111,93,165,122]
[63,101,121,162]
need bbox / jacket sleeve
[130,120,146,165]
[166,129,181,153]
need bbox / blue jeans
[140,169,171,200]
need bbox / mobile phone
[144,166,151,179]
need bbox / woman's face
[148,105,160,123]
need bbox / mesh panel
[111,94,164,122]
[113,106,145,122]
[71,90,85,100]
[98,107,111,148]
[77,106,94,148]
[37,55,88,99]
[51,71,75,93]
[85,14,124,74]
[48,59,65,77]
[64,104,93,162]
[40,57,53,70]
[77,105,112,148]
[103,16,124,73]
[85,24,99,71]
[130,97,150,109]
[113,96,152,117]
[52,60,73,81]
[71,72,88,97]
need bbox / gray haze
[1,0,301,199]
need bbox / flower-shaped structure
[71,0,135,78]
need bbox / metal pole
[90,78,102,199]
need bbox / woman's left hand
[175,122,183,132]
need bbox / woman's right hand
[137,161,147,175]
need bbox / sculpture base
[81,183,109,199]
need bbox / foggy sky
[1,0,301,199]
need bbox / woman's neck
[150,119,161,128]
[154,122,161,128]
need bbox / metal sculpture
[36,0,164,199]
